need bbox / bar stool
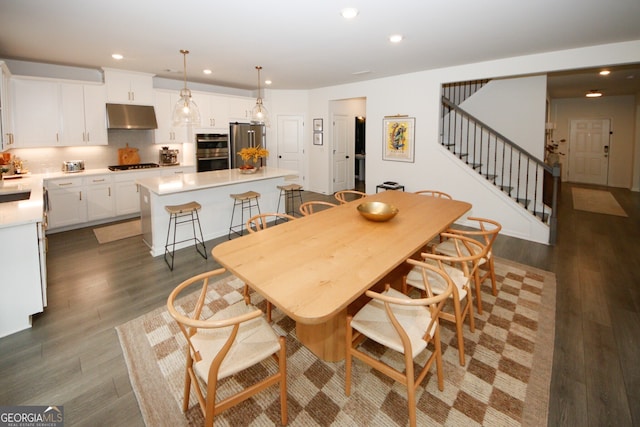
[276,183,303,221]
[228,191,261,239]
[164,201,207,271]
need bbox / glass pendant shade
[172,50,201,127]
[250,66,270,127]
[172,88,201,126]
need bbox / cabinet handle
[79,191,82,201]
[93,178,105,182]
[86,132,90,142]
[108,187,111,197]
[58,182,73,186]
[56,133,59,142]
[136,184,140,193]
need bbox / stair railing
[441,96,559,244]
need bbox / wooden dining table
[212,190,471,361]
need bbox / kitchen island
[136,167,298,257]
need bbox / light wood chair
[246,212,296,233]
[299,200,337,216]
[245,212,296,321]
[166,268,287,427]
[334,190,367,204]
[346,259,453,427]
[414,190,453,199]
[433,217,502,314]
[402,233,485,366]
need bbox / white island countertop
[136,167,299,195]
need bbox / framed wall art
[313,132,323,145]
[382,116,415,162]
[313,118,323,132]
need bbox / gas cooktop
[108,163,160,171]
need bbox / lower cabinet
[46,177,87,229]
[86,176,115,220]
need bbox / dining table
[211,190,472,361]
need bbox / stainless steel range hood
[106,103,158,130]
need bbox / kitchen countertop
[0,175,44,229]
[136,167,298,195]
[0,165,195,229]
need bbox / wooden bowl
[357,201,399,222]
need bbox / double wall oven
[196,133,230,172]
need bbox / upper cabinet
[103,68,154,105]
[191,91,229,131]
[227,96,255,122]
[12,77,61,147]
[60,83,107,146]
[12,77,108,147]
[154,89,190,144]
[0,62,13,149]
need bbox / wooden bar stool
[276,184,303,221]
[228,191,261,239]
[164,201,207,271]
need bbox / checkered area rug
[116,257,555,426]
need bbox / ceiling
[1,0,639,95]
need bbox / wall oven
[196,133,230,172]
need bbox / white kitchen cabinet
[47,177,87,228]
[227,95,255,122]
[103,68,154,105]
[0,61,14,149]
[0,222,45,338]
[192,91,229,131]
[59,83,107,146]
[12,77,61,147]
[154,89,190,144]
[86,175,114,220]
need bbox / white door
[332,114,349,192]
[276,115,304,185]
[568,119,610,185]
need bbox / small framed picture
[382,116,415,162]
[313,118,323,132]
[313,132,323,145]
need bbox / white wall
[271,40,640,244]
[550,95,637,188]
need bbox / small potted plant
[238,145,269,173]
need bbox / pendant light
[172,49,201,127]
[250,66,270,127]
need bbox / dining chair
[299,200,337,216]
[334,190,367,204]
[245,212,297,321]
[345,259,453,427]
[166,268,288,427]
[246,212,296,233]
[433,217,502,314]
[414,189,453,199]
[402,233,485,366]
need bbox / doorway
[567,118,611,185]
[355,117,366,186]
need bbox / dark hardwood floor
[0,182,638,426]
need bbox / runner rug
[571,187,628,217]
[93,219,142,244]
[116,257,556,426]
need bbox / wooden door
[568,119,610,185]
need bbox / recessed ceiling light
[599,70,611,75]
[111,53,123,60]
[389,34,403,43]
[586,90,602,98]
[341,8,358,19]
[203,69,212,75]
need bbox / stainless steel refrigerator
[229,122,266,168]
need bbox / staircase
[440,82,560,244]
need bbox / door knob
[346,155,350,159]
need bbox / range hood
[106,103,158,130]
